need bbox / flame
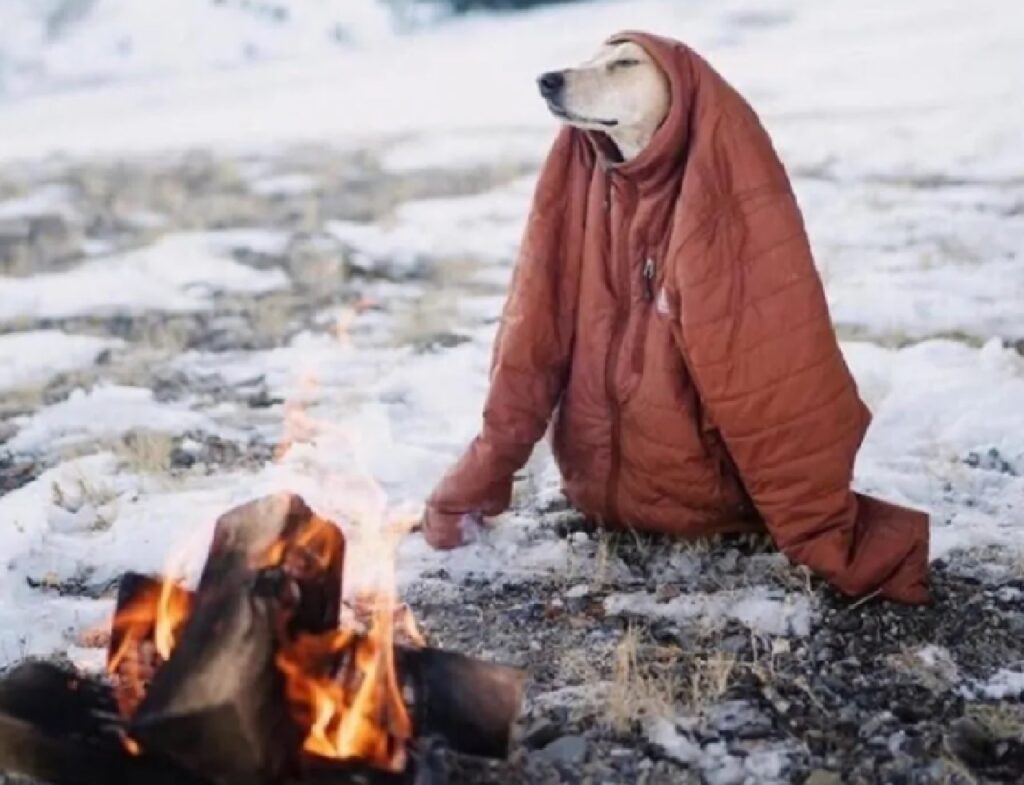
[107,578,193,718]
[104,308,427,771]
[277,609,412,771]
[272,504,423,771]
[268,311,425,771]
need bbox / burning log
[108,571,194,717]
[112,576,524,771]
[0,493,524,785]
[196,493,345,635]
[128,494,345,785]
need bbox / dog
[536,39,670,161]
[424,32,930,604]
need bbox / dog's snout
[537,71,565,99]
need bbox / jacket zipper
[642,257,656,302]
[604,178,638,523]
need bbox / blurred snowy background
[0,2,1023,783]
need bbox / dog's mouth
[546,101,618,128]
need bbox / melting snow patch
[962,669,1024,700]
[0,330,117,392]
[846,339,1024,559]
[604,587,814,637]
[0,184,77,221]
[3,384,212,456]
[646,716,792,784]
[0,232,288,320]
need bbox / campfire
[0,493,525,785]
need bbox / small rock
[522,719,561,750]
[720,633,748,654]
[803,770,842,785]
[655,583,681,601]
[832,613,861,633]
[170,447,196,468]
[537,735,587,766]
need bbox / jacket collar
[586,31,695,194]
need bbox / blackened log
[296,637,524,760]
[0,662,206,785]
[198,493,345,635]
[410,737,448,785]
[398,648,524,760]
[129,572,294,785]
[129,494,345,785]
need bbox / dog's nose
[537,71,565,99]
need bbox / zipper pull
[642,257,656,302]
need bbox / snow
[0,0,1018,183]
[646,715,793,785]
[0,330,117,392]
[847,339,1024,559]
[0,184,77,221]
[0,232,289,320]
[971,669,1024,700]
[327,176,532,277]
[0,0,396,96]
[3,385,213,456]
[800,178,1024,342]
[604,587,815,638]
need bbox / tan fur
[540,41,670,161]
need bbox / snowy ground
[1,1,1023,784]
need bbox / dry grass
[939,751,981,785]
[964,703,1024,741]
[249,293,294,340]
[50,466,122,531]
[685,651,738,712]
[141,319,192,353]
[114,429,175,474]
[0,383,47,419]
[605,624,744,732]
[607,625,682,733]
[886,646,960,693]
[593,529,616,588]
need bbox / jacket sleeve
[671,112,929,604]
[428,128,587,519]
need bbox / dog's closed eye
[609,58,641,70]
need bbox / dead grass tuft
[114,429,175,474]
[965,702,1024,741]
[607,625,682,733]
[50,467,121,531]
[686,651,738,712]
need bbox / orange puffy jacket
[425,31,929,604]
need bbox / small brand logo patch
[656,287,671,316]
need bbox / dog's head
[536,39,670,138]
